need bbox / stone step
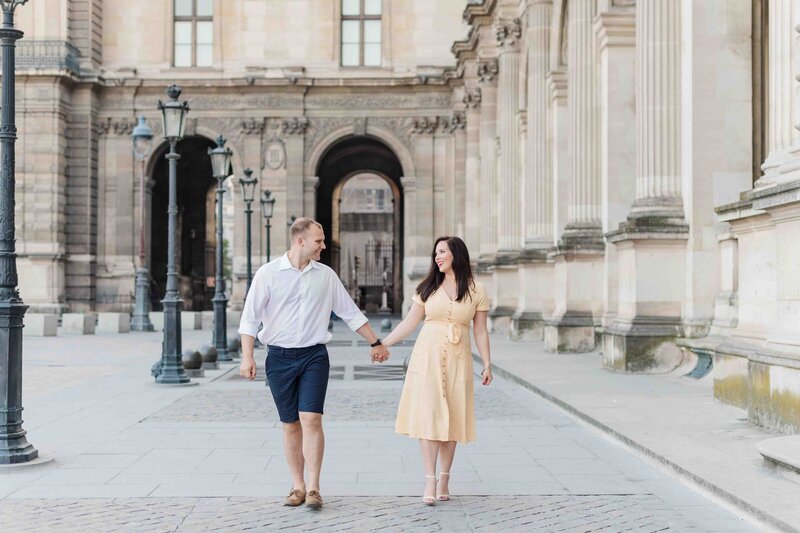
[757,436,800,484]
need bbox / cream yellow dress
[395,282,490,443]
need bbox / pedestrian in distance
[381,236,493,505]
[238,217,390,510]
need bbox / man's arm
[239,334,257,380]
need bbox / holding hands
[371,343,390,363]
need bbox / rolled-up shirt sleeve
[238,267,269,339]
[331,272,368,332]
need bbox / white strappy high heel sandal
[423,475,437,505]
[436,472,450,501]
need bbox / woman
[382,236,493,505]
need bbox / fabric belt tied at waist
[447,322,462,345]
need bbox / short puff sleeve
[474,283,490,311]
[411,292,424,307]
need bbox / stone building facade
[11,0,800,432]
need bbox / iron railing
[13,40,80,75]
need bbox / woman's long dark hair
[416,236,474,303]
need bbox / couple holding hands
[238,217,492,509]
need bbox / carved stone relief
[478,59,499,83]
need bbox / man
[238,217,390,510]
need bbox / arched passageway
[150,136,217,311]
[316,136,404,312]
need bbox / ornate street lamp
[208,135,233,363]
[130,116,154,332]
[238,168,258,293]
[155,84,191,384]
[260,190,276,263]
[0,0,37,465]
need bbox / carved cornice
[281,117,309,136]
[496,18,523,50]
[449,112,467,132]
[98,117,136,136]
[411,117,439,135]
[477,59,499,84]
[463,87,482,109]
[241,117,266,136]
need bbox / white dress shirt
[238,253,368,348]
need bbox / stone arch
[305,122,415,179]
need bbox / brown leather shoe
[306,490,323,510]
[283,488,306,507]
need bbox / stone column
[492,18,524,334]
[603,0,689,372]
[451,111,467,237]
[513,0,552,340]
[463,86,482,256]
[477,59,498,300]
[758,0,794,185]
[594,7,636,336]
[544,0,604,353]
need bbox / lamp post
[155,84,190,384]
[0,0,37,465]
[260,190,276,262]
[130,116,154,332]
[238,169,257,293]
[208,135,233,363]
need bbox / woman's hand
[481,366,493,386]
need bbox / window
[341,0,382,67]
[174,0,213,68]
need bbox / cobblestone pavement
[0,494,714,532]
[0,321,758,532]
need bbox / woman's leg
[419,439,440,499]
[437,441,457,496]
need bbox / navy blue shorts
[265,344,330,423]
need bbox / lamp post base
[212,294,230,362]
[131,267,154,332]
[0,299,39,464]
[156,297,190,384]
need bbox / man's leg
[283,421,305,490]
[299,412,324,491]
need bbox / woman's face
[434,241,453,274]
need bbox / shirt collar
[279,252,320,273]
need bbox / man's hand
[239,357,257,380]
[370,344,390,363]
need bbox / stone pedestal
[182,311,202,330]
[201,311,214,330]
[62,313,96,335]
[97,313,131,334]
[603,224,688,372]
[544,239,604,352]
[490,255,518,335]
[511,250,550,341]
[24,314,58,337]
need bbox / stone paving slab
[0,319,761,531]
[0,495,738,532]
[483,336,800,532]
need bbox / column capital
[496,18,523,52]
[477,58,499,84]
[463,87,482,109]
[594,11,635,50]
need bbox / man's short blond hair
[290,217,323,242]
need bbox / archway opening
[150,136,217,311]
[316,136,404,312]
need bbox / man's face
[300,225,326,261]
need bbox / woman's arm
[472,310,493,385]
[382,302,425,347]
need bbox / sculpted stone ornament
[477,59,499,83]
[496,18,523,49]
[282,117,309,136]
[98,117,136,136]
[411,117,438,135]
[448,112,466,132]
[241,118,266,136]
[463,88,482,109]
